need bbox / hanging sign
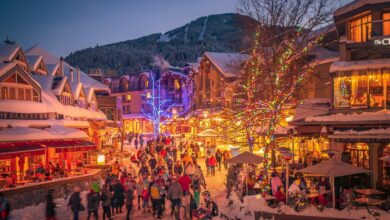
[374,38,390,45]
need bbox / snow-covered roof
[0,62,17,77]
[334,0,388,17]
[122,113,147,119]
[305,110,390,123]
[0,99,53,114]
[0,44,20,62]
[70,81,83,98]
[0,126,88,142]
[26,55,42,71]
[329,127,390,140]
[204,52,248,78]
[46,63,59,76]
[32,75,68,96]
[309,47,339,65]
[330,58,390,72]
[292,99,331,122]
[0,119,90,129]
[25,45,109,92]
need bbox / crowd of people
[60,135,223,220]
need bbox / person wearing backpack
[101,185,112,220]
[125,188,134,220]
[150,181,163,219]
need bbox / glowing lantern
[97,154,106,165]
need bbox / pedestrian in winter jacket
[174,161,183,176]
[148,157,157,170]
[87,189,100,220]
[111,179,125,214]
[68,187,82,220]
[178,174,191,195]
[215,149,223,172]
[208,154,217,176]
[125,188,134,220]
[167,177,183,216]
[46,189,56,220]
[101,185,112,220]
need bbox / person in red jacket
[275,186,286,204]
[178,174,192,195]
[208,154,217,176]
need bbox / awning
[0,143,44,160]
[330,58,390,73]
[42,140,96,153]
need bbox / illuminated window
[126,94,131,101]
[347,143,369,169]
[385,69,390,107]
[333,74,351,108]
[349,14,372,42]
[368,70,384,108]
[350,72,368,108]
[174,80,180,90]
[144,79,149,88]
[383,12,390,36]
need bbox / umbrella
[225,151,264,164]
[299,159,369,177]
[380,155,390,161]
[299,159,370,208]
[225,151,264,196]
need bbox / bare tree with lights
[234,0,342,172]
[142,71,175,138]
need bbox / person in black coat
[87,189,100,220]
[46,189,56,220]
[68,187,83,220]
[111,179,125,214]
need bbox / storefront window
[350,71,368,108]
[383,12,390,36]
[349,14,372,42]
[368,70,384,108]
[385,69,390,107]
[347,143,369,169]
[333,74,351,108]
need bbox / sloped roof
[25,45,109,92]
[204,52,248,78]
[70,81,83,98]
[26,55,42,70]
[334,0,389,17]
[292,99,331,122]
[32,75,68,96]
[309,47,339,65]
[46,63,59,76]
[0,44,20,62]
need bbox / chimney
[70,68,74,83]
[60,57,64,76]
[77,67,81,83]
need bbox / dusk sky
[0,0,236,57]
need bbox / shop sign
[374,38,390,46]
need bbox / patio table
[354,188,385,195]
[355,197,385,206]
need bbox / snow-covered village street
[2,0,390,220]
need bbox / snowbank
[0,119,90,128]
[10,191,89,220]
[220,192,390,220]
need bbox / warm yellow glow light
[97,154,106,165]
